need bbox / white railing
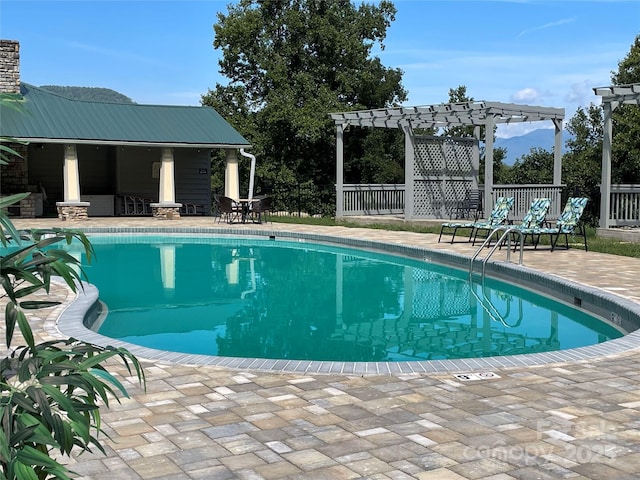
[609,184,640,227]
[342,184,405,215]
[339,183,566,220]
[492,184,564,222]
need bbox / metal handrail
[469,226,523,279]
[469,226,525,328]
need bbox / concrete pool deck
[6,217,640,480]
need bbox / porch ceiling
[330,101,564,129]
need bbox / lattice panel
[412,136,477,218]
[414,180,443,216]
[414,136,475,177]
[410,270,472,320]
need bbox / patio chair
[249,196,273,224]
[438,196,514,244]
[216,195,241,223]
[521,197,589,251]
[453,189,482,221]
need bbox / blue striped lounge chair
[438,196,514,244]
[522,197,589,251]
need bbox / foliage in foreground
[0,194,146,479]
[1,92,145,479]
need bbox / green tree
[558,35,640,225]
[0,94,145,479]
[562,104,603,225]
[503,148,554,185]
[610,34,640,184]
[203,0,406,215]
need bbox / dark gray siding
[174,148,211,212]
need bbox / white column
[225,149,240,200]
[336,124,345,217]
[158,148,176,203]
[63,144,81,202]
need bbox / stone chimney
[0,40,20,94]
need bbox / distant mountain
[495,129,573,166]
[39,85,135,104]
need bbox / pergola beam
[330,101,564,129]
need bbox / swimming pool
[53,228,640,373]
[65,233,632,367]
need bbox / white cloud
[511,88,542,103]
[496,123,552,139]
[565,80,595,104]
[517,17,576,38]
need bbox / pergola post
[483,116,495,215]
[402,122,415,220]
[336,124,345,217]
[600,102,614,229]
[552,118,563,186]
[473,126,481,191]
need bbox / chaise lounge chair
[519,197,589,251]
[504,198,552,248]
[438,196,514,244]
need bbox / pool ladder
[469,226,524,328]
[469,226,524,280]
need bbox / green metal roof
[0,83,250,148]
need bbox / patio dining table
[236,198,256,223]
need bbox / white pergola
[331,101,565,218]
[594,83,640,228]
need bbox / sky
[1,0,638,138]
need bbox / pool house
[0,39,251,220]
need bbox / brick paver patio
[5,217,640,480]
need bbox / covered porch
[0,83,251,221]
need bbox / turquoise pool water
[79,236,623,362]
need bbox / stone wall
[0,143,36,218]
[152,206,181,220]
[1,143,28,192]
[57,204,89,221]
[0,40,20,94]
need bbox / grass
[270,215,640,258]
